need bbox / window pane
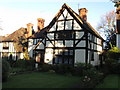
[65,40,73,47]
[64,49,68,55]
[64,57,69,64]
[69,58,73,64]
[70,50,73,55]
[55,41,64,47]
[57,21,64,30]
[59,49,63,55]
[65,20,72,30]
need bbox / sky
[0,0,115,36]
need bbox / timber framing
[30,3,104,65]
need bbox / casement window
[3,42,9,49]
[56,31,74,39]
[54,49,73,64]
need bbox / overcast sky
[0,0,115,36]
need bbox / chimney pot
[37,18,45,31]
[79,8,88,21]
[26,23,34,38]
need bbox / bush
[103,57,120,74]
[2,59,15,68]
[78,68,104,88]
[71,63,94,76]
[105,47,120,61]
[104,59,120,74]
[13,59,25,67]
[52,64,73,74]
[2,60,11,82]
[12,59,35,72]
[25,60,35,71]
[103,47,120,74]
[38,63,52,72]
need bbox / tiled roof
[1,27,27,52]
[2,27,26,41]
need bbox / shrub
[2,60,11,82]
[105,59,120,74]
[52,64,73,74]
[71,63,94,76]
[12,59,35,72]
[2,59,15,68]
[104,57,120,74]
[41,63,52,72]
[25,60,35,71]
[78,68,104,88]
[103,47,120,74]
[105,47,120,61]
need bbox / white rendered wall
[91,52,100,66]
[28,39,34,58]
[75,49,85,63]
[44,48,53,64]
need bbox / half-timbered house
[29,3,104,66]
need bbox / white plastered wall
[75,49,85,63]
[28,39,34,58]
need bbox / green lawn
[95,74,120,89]
[2,72,81,88]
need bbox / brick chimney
[37,18,45,31]
[26,23,34,38]
[78,8,88,22]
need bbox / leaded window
[56,31,74,39]
[54,49,73,64]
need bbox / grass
[95,74,120,89]
[2,72,81,88]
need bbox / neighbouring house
[0,28,28,60]
[116,2,120,48]
[28,3,104,66]
[28,18,45,63]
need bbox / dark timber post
[85,30,88,66]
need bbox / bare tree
[97,10,116,38]
[97,10,116,49]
